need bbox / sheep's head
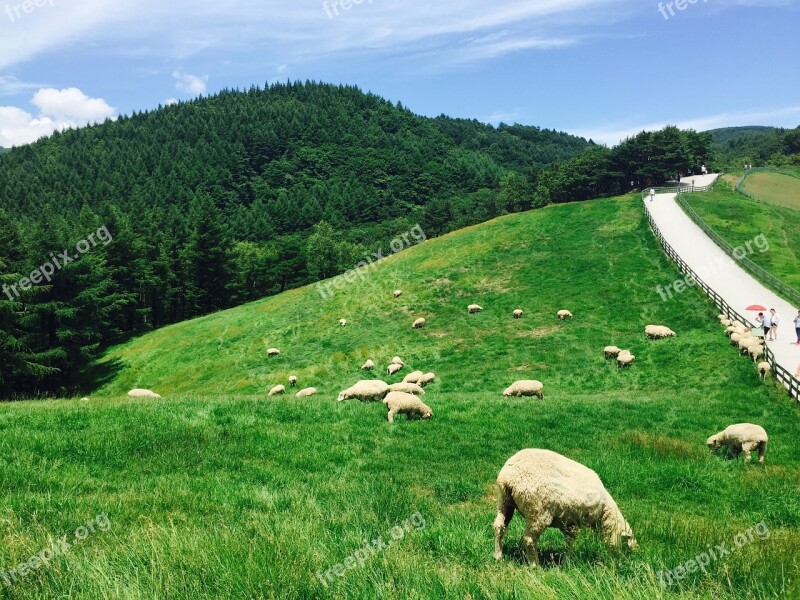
[422,409,432,420]
[337,391,348,402]
[706,434,721,450]
[621,520,638,551]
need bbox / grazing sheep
[288,375,298,387]
[387,363,403,376]
[730,333,742,346]
[503,380,544,399]
[412,318,426,329]
[493,449,637,565]
[645,325,676,339]
[757,361,772,380]
[403,370,424,384]
[720,318,732,327]
[739,337,759,355]
[717,313,726,320]
[707,424,768,464]
[513,309,524,319]
[557,310,573,320]
[749,345,765,362]
[725,326,737,337]
[361,359,375,371]
[617,351,635,368]
[268,385,286,397]
[394,290,403,298]
[604,346,622,360]
[128,389,161,399]
[468,304,484,314]
[337,380,390,402]
[339,319,347,327]
[382,392,432,423]
[267,348,281,356]
[388,382,426,395]
[418,372,436,387]
[391,357,405,366]
[295,387,317,398]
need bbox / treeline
[710,126,800,169]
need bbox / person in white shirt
[649,188,655,202]
[769,308,780,341]
[759,311,772,339]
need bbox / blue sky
[0,0,798,147]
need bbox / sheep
[295,387,317,398]
[503,380,544,399]
[382,392,432,423]
[757,361,772,380]
[749,345,765,362]
[617,351,635,368]
[268,385,286,397]
[128,389,161,399]
[403,370,424,384]
[394,290,403,298]
[725,326,737,337]
[604,346,622,360]
[739,337,759,355]
[493,449,637,565]
[468,304,484,314]
[288,375,298,387]
[387,363,403,376]
[513,309,524,319]
[388,382,426,395]
[361,359,375,371]
[337,380,390,402]
[557,310,573,320]
[732,320,745,329]
[339,319,347,327]
[730,333,742,346]
[412,318,426,329]
[267,348,281,356]
[707,423,768,464]
[717,314,727,320]
[391,357,405,366]
[720,318,732,327]
[645,325,676,339]
[418,372,436,387]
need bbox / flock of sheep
[721,315,772,380]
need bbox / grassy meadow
[1,194,799,599]
[741,170,800,211]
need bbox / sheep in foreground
[749,345,764,362]
[557,310,573,320]
[513,309,524,319]
[468,304,483,314]
[758,361,772,380]
[403,370,424,384]
[288,375,298,387]
[337,380,390,402]
[382,392,432,423]
[604,346,622,360]
[387,363,403,376]
[388,382,426,395]
[391,356,405,366]
[393,290,403,298]
[295,387,317,398]
[645,325,676,339]
[503,380,544,399]
[268,385,286,397]
[267,348,281,356]
[707,423,768,464]
[339,319,347,327]
[128,389,161,399]
[361,359,375,371]
[412,318,426,329]
[617,351,635,368]
[493,449,637,565]
[418,372,436,387]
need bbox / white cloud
[0,87,116,147]
[163,98,178,106]
[172,71,208,95]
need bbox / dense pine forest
[0,81,713,397]
[709,125,800,169]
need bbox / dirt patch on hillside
[517,325,559,338]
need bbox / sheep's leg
[758,441,767,464]
[521,515,550,566]
[387,409,396,423]
[493,487,516,561]
[741,441,756,463]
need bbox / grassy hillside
[741,170,800,210]
[2,195,799,599]
[684,180,800,290]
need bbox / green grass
[683,180,800,291]
[2,195,800,599]
[742,171,800,210]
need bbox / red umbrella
[746,304,767,311]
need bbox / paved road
[646,176,800,378]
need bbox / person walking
[758,311,772,340]
[769,308,780,341]
[649,188,655,202]
[794,309,800,345]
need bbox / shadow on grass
[78,357,126,394]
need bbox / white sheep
[418,372,436,387]
[707,423,768,464]
[757,361,772,380]
[412,318,426,329]
[645,325,676,339]
[295,387,317,398]
[268,385,286,397]
[393,290,403,298]
[468,304,483,314]
[604,346,622,360]
[382,391,432,423]
[337,380,390,402]
[267,348,281,356]
[513,309,524,319]
[739,337,759,355]
[557,310,573,320]
[717,313,726,320]
[288,375,298,387]
[128,389,161,399]
[503,380,544,399]
[388,382,426,395]
[749,345,764,362]
[725,326,737,337]
[720,318,732,327]
[730,333,742,346]
[339,319,347,327]
[361,359,375,371]
[387,363,403,376]
[617,351,635,368]
[403,370,424,384]
[391,357,405,366]
[493,449,637,565]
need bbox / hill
[2,194,796,598]
[707,125,800,169]
[741,169,800,210]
